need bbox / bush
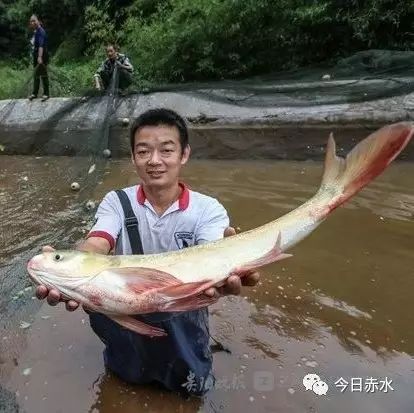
[0,0,413,98]
[0,64,32,99]
[123,0,291,82]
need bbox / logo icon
[174,231,194,249]
[303,373,329,396]
[312,380,329,395]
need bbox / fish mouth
[27,259,58,287]
[27,259,41,284]
[27,260,50,286]
[26,259,92,291]
[26,265,67,291]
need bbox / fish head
[27,250,110,290]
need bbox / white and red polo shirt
[87,183,230,254]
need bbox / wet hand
[204,227,260,298]
[34,245,80,312]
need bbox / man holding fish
[30,110,413,396]
[34,108,260,396]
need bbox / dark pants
[89,309,214,396]
[99,68,132,91]
[32,63,49,97]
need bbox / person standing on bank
[28,15,50,102]
[94,44,134,94]
[35,108,260,396]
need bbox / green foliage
[0,0,413,98]
[0,0,31,56]
[84,2,118,55]
[0,64,32,99]
[124,0,293,81]
[336,0,413,49]
[53,34,85,64]
[0,60,103,100]
[122,0,413,82]
[49,60,99,96]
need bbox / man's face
[131,125,190,189]
[106,46,116,60]
[29,17,38,30]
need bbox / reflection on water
[0,156,413,413]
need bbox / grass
[0,59,152,100]
[0,64,33,100]
[0,59,107,100]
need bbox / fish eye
[54,254,63,262]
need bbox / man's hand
[37,56,43,65]
[204,227,260,298]
[93,74,102,90]
[34,246,80,311]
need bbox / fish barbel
[27,122,414,336]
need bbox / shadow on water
[0,156,413,413]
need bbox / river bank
[1,86,413,160]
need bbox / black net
[0,46,414,409]
[1,48,414,249]
[0,48,413,329]
[126,49,414,107]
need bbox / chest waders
[89,190,214,395]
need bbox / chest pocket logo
[174,231,194,249]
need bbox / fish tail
[320,122,413,213]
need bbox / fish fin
[162,294,219,312]
[108,314,167,337]
[159,281,215,300]
[101,267,181,294]
[321,123,414,214]
[320,132,346,190]
[232,232,292,273]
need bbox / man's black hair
[130,108,189,154]
[106,43,119,51]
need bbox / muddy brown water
[0,155,413,413]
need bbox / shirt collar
[137,182,190,211]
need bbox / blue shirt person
[28,14,49,101]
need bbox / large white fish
[27,122,414,336]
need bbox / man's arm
[93,61,106,89]
[76,236,111,254]
[37,47,43,63]
[36,30,45,64]
[116,55,133,72]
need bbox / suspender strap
[115,189,144,254]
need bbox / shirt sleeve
[96,60,105,75]
[195,199,230,245]
[37,29,46,48]
[123,56,133,72]
[87,191,122,250]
